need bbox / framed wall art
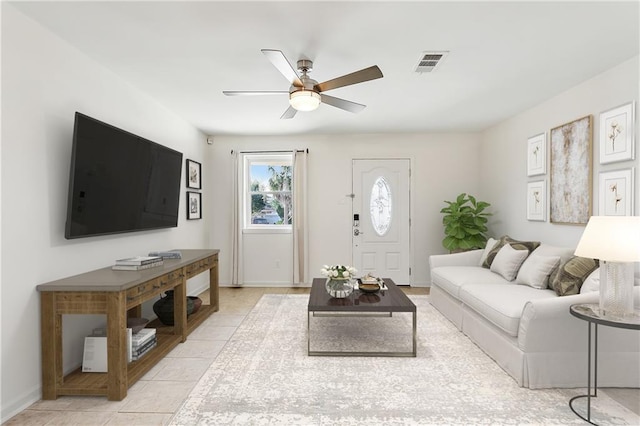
[186,159,202,189]
[598,168,634,216]
[549,115,592,225]
[187,191,202,220]
[527,133,546,176]
[599,101,635,164]
[526,180,546,221]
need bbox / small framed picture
[527,180,546,221]
[599,168,634,216]
[599,102,635,164]
[527,133,546,176]
[186,159,202,189]
[187,191,202,220]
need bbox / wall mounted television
[65,112,183,239]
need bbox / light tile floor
[3,287,316,426]
[4,286,638,425]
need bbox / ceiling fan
[223,49,383,119]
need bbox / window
[370,176,392,236]
[243,154,293,229]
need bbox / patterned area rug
[170,294,638,425]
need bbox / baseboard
[220,282,311,288]
[189,282,211,296]
[1,386,41,424]
[218,282,429,288]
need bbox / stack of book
[112,256,163,271]
[148,250,182,259]
[131,328,157,361]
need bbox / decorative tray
[357,277,384,293]
[359,283,380,293]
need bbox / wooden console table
[37,249,219,401]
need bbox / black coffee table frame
[307,277,416,357]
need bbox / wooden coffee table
[307,277,416,357]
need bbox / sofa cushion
[490,244,529,281]
[431,266,510,299]
[580,268,600,293]
[550,256,599,296]
[482,235,541,268]
[516,254,561,289]
[460,284,557,336]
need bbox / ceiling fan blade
[320,94,366,113]
[261,49,303,88]
[223,90,288,96]
[280,105,297,119]
[315,65,383,93]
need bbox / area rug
[170,294,638,425]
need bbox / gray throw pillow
[549,256,599,296]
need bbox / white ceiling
[11,1,640,136]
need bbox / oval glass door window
[370,176,392,236]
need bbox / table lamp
[574,216,640,316]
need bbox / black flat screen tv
[65,112,183,239]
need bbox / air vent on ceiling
[415,51,449,73]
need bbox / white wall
[206,132,482,288]
[243,232,293,285]
[1,5,210,421]
[480,56,639,248]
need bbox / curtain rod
[230,149,308,154]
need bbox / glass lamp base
[599,261,634,316]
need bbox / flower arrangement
[320,264,357,280]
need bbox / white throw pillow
[478,237,498,266]
[529,244,575,264]
[580,268,600,293]
[516,254,561,289]
[490,244,530,281]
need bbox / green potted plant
[440,193,492,252]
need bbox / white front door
[352,159,411,284]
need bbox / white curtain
[292,150,309,284]
[230,150,242,286]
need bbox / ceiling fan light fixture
[289,90,321,111]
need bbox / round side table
[569,303,640,425]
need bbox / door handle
[354,228,363,236]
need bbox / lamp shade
[289,90,321,111]
[575,216,640,262]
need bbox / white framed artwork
[598,168,634,216]
[527,180,546,221]
[599,102,635,164]
[527,133,546,176]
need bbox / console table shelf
[37,249,219,401]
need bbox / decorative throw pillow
[580,268,600,294]
[490,244,530,281]
[516,254,561,289]
[549,256,599,296]
[482,235,541,269]
[478,237,498,266]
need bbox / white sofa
[429,241,640,389]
